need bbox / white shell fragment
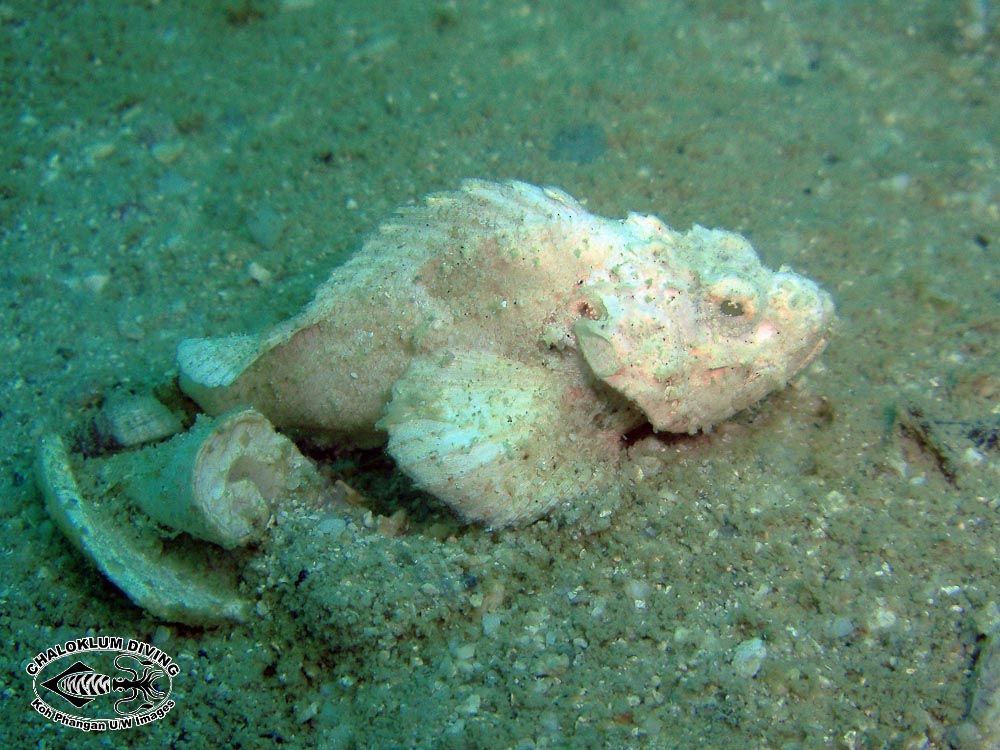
[98,391,182,448]
[35,434,251,625]
[119,408,330,549]
[35,408,336,623]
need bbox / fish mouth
[788,333,829,378]
[784,286,835,378]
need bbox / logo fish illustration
[40,655,167,716]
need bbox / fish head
[574,222,834,433]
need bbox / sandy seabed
[1,2,996,748]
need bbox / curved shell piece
[35,434,250,625]
[121,408,328,549]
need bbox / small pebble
[246,205,285,249]
[152,625,171,647]
[82,272,110,294]
[962,447,984,465]
[296,700,319,723]
[377,509,408,536]
[86,142,116,162]
[733,637,767,678]
[627,579,650,608]
[869,606,897,631]
[884,173,911,192]
[482,613,501,637]
[827,616,855,639]
[248,261,274,285]
[459,693,481,715]
[151,140,186,165]
[316,515,347,539]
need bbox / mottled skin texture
[178,180,833,526]
[179,181,640,445]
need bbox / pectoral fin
[378,351,617,527]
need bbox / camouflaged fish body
[178,180,833,526]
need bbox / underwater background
[1,1,997,748]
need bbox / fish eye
[719,299,745,317]
[707,278,759,322]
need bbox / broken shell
[35,434,251,624]
[98,390,183,448]
[35,408,336,624]
[118,408,327,549]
